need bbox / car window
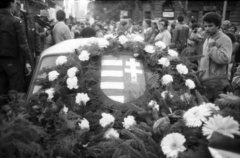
[32,55,66,94]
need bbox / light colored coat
[53,21,72,44]
[198,31,232,80]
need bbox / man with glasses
[155,18,171,47]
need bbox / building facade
[92,0,240,26]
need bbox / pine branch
[112,148,122,158]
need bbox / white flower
[144,45,155,54]
[185,79,196,89]
[133,34,144,42]
[126,33,135,40]
[176,64,188,74]
[104,128,119,139]
[148,100,157,108]
[183,105,212,127]
[200,102,220,111]
[122,115,137,129]
[75,93,90,105]
[67,67,78,78]
[98,38,109,48]
[168,49,178,57]
[99,113,115,128]
[45,88,54,100]
[158,57,170,67]
[78,118,90,130]
[104,34,114,40]
[180,93,191,102]
[161,133,186,158]
[161,90,173,99]
[162,74,173,85]
[78,50,90,61]
[67,76,79,89]
[63,105,68,113]
[155,41,166,49]
[48,71,60,81]
[119,35,129,45]
[56,56,67,66]
[202,114,240,139]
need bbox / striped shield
[100,55,146,103]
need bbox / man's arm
[14,19,32,64]
[64,27,73,40]
[208,36,232,65]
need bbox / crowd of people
[1,0,240,105]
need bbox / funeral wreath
[0,34,240,158]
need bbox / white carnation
[155,41,166,49]
[168,49,178,57]
[162,74,173,85]
[133,34,144,42]
[78,118,90,130]
[185,79,196,89]
[144,45,155,54]
[48,71,60,81]
[176,64,188,74]
[63,105,68,113]
[119,35,129,45]
[148,100,160,111]
[78,50,90,61]
[75,93,90,105]
[122,115,137,129]
[104,128,119,139]
[56,56,67,66]
[98,38,109,48]
[99,113,115,128]
[45,88,54,100]
[180,93,191,102]
[200,102,220,111]
[158,57,170,67]
[161,90,173,99]
[67,67,78,78]
[67,76,79,89]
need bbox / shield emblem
[100,54,146,103]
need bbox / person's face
[204,22,219,36]
[229,26,235,33]
[158,21,164,30]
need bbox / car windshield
[32,55,66,94]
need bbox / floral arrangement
[0,34,240,158]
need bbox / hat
[40,10,49,18]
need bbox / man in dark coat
[0,0,32,105]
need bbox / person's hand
[208,39,215,48]
[26,63,32,76]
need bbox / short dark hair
[56,10,66,21]
[160,18,169,28]
[190,18,197,24]
[192,23,199,30]
[177,15,184,23]
[203,12,222,28]
[0,0,14,9]
[230,24,238,33]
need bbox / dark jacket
[0,9,31,62]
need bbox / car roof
[41,38,104,57]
